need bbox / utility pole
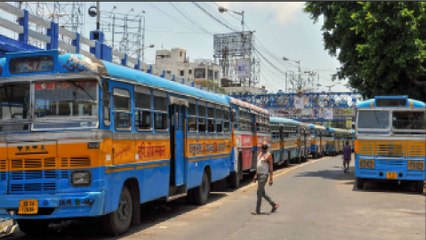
[96,1,100,31]
[141,11,146,63]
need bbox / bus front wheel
[356,178,365,189]
[414,181,424,194]
[17,219,49,237]
[103,186,133,236]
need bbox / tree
[304,2,426,101]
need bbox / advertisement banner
[294,96,304,109]
[236,58,251,78]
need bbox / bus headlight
[359,160,374,169]
[71,171,91,186]
[408,161,424,170]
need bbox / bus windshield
[392,111,425,131]
[34,80,98,118]
[357,110,389,129]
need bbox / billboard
[236,58,251,78]
[213,32,254,57]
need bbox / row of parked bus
[0,50,353,236]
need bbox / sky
[20,2,351,93]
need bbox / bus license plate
[18,200,38,214]
[386,172,397,179]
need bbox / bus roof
[102,61,229,106]
[226,96,269,114]
[270,117,298,125]
[309,124,326,130]
[0,51,229,106]
[357,96,426,109]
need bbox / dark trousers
[256,174,275,213]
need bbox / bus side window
[231,109,238,130]
[102,80,110,126]
[134,86,152,131]
[188,101,197,132]
[207,104,215,133]
[153,91,168,130]
[198,102,206,133]
[216,105,223,133]
[223,108,230,133]
[113,88,131,130]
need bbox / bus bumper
[356,169,425,181]
[0,191,105,220]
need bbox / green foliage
[304,2,426,101]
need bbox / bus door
[169,98,187,187]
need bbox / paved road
[4,155,425,240]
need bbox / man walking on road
[343,141,351,173]
[252,141,279,215]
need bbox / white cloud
[216,2,305,25]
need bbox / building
[145,48,222,92]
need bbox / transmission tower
[17,2,86,36]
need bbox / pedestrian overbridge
[231,92,361,128]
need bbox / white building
[144,48,222,91]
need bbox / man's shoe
[271,203,279,213]
[251,211,260,215]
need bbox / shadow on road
[294,166,355,181]
[294,166,424,196]
[5,193,229,240]
[354,180,426,196]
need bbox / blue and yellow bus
[270,117,302,166]
[226,97,269,188]
[0,50,232,235]
[355,96,425,193]
[308,124,327,158]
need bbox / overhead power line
[192,2,239,32]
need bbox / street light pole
[111,6,116,49]
[96,1,100,31]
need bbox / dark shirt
[343,145,351,161]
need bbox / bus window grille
[61,171,69,179]
[11,184,23,192]
[11,171,23,180]
[24,183,42,192]
[44,182,56,191]
[70,157,91,167]
[25,170,43,179]
[61,158,69,168]
[44,158,56,168]
[11,159,23,170]
[10,182,56,193]
[360,141,374,155]
[24,159,42,169]
[0,160,5,180]
[377,144,403,157]
[44,170,57,179]
[409,143,424,157]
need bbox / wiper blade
[68,80,95,102]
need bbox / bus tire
[283,159,289,167]
[356,178,364,189]
[17,219,49,237]
[414,181,424,194]
[229,154,242,189]
[193,170,211,205]
[103,186,133,236]
[229,170,240,189]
